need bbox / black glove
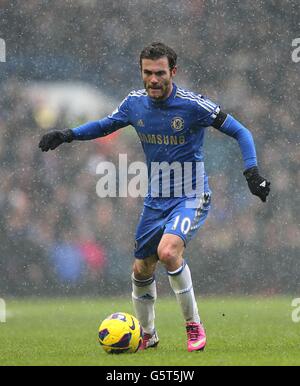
[39,129,74,152]
[244,166,271,203]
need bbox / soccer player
[39,42,270,352]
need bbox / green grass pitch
[0,297,299,366]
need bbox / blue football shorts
[134,193,211,259]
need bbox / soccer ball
[98,312,143,354]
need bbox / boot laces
[186,324,200,341]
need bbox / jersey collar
[147,83,177,108]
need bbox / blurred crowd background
[0,0,299,296]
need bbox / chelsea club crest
[171,117,185,132]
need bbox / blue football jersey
[106,84,219,209]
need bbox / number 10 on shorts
[172,216,192,235]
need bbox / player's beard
[145,78,172,101]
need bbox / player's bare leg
[158,234,200,322]
[158,234,207,352]
[132,255,159,349]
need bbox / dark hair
[140,42,177,70]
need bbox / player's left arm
[212,111,271,202]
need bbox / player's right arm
[39,95,131,152]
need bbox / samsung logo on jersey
[138,133,186,146]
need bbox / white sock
[132,274,157,335]
[168,262,201,324]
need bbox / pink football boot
[186,322,207,352]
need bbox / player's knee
[157,245,178,267]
